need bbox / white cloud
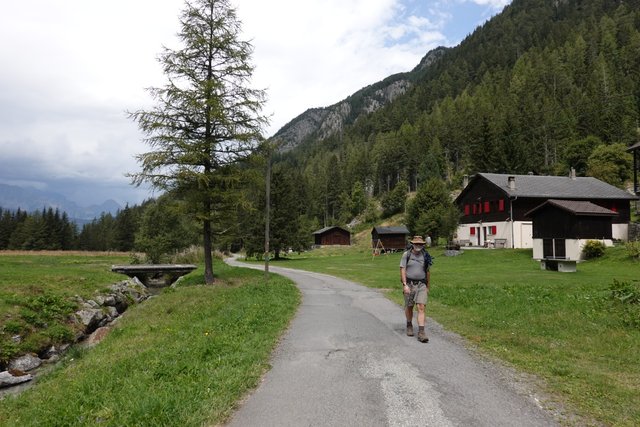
[468,0,511,8]
[0,0,498,206]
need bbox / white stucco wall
[612,223,629,241]
[533,238,614,261]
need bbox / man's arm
[426,269,431,290]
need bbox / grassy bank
[258,245,640,426]
[0,258,300,426]
[0,251,132,362]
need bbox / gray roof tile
[479,173,637,200]
[372,226,409,234]
[526,199,619,217]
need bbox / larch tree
[129,0,267,284]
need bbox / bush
[609,279,640,328]
[582,240,606,259]
[172,245,206,264]
[625,240,640,259]
[610,279,640,305]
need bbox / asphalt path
[224,258,559,427]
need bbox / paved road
[224,258,559,427]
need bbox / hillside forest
[2,0,640,259]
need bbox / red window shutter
[491,226,497,234]
[464,205,470,215]
[611,204,618,212]
[498,199,505,211]
[484,201,490,212]
[473,204,477,214]
[470,227,476,235]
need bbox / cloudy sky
[0,0,510,207]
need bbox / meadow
[0,254,300,426]
[1,246,638,426]
[258,244,640,426]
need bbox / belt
[407,279,425,284]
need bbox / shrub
[172,245,205,264]
[609,279,640,328]
[610,279,640,305]
[625,240,640,259]
[582,240,606,259]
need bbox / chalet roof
[465,173,637,200]
[312,226,349,235]
[525,199,619,218]
[372,225,409,235]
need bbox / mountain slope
[273,47,448,151]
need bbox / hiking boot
[406,325,414,336]
[417,330,429,343]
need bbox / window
[498,199,505,211]
[470,227,476,235]
[488,226,496,235]
[472,204,477,214]
[484,201,490,213]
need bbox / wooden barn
[371,226,409,252]
[455,172,637,249]
[313,226,351,246]
[526,199,618,267]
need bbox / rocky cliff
[273,46,448,152]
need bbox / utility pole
[264,141,271,281]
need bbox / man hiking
[400,235,431,343]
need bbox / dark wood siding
[371,232,407,250]
[531,207,613,239]
[457,179,509,224]
[315,228,350,245]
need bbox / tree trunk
[203,215,214,285]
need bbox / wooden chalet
[313,226,350,246]
[371,225,409,252]
[525,199,618,266]
[454,172,637,249]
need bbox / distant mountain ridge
[0,183,122,222]
[273,46,449,151]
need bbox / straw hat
[409,235,426,245]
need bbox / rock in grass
[0,371,33,388]
[8,354,42,372]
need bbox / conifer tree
[129,0,267,283]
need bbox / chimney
[570,167,576,180]
[463,174,469,188]
[507,176,516,190]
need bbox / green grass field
[0,251,133,361]
[0,256,300,426]
[256,245,640,426]
[1,246,638,426]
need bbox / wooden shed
[525,199,617,270]
[371,226,409,252]
[313,226,351,246]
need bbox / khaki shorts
[404,281,428,307]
